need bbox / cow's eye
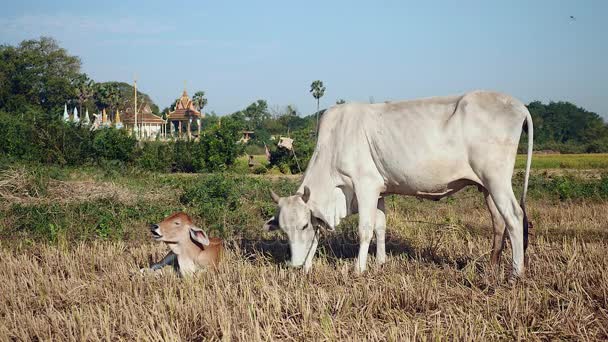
[174,222,179,225]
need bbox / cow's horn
[301,186,311,203]
[270,189,280,203]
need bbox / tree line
[1,37,607,175]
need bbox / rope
[291,148,303,174]
[302,225,319,266]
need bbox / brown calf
[143,212,223,275]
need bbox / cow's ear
[311,213,334,231]
[263,217,280,231]
[190,226,210,246]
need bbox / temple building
[123,103,165,139]
[168,89,204,139]
[239,130,255,143]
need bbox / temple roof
[122,103,164,124]
[168,89,203,121]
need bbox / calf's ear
[190,226,210,246]
[263,217,280,231]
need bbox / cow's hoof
[507,273,524,286]
[354,264,366,275]
[376,256,387,266]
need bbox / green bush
[522,172,608,201]
[198,117,244,172]
[6,198,179,242]
[269,127,315,174]
[0,111,43,162]
[180,174,298,235]
[0,109,248,174]
[244,144,265,155]
[253,165,268,174]
[92,128,137,163]
[547,175,608,201]
[136,141,173,172]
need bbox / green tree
[0,37,82,115]
[191,91,208,137]
[192,91,208,113]
[241,100,270,130]
[197,116,244,171]
[106,84,121,119]
[526,101,608,152]
[310,80,325,137]
[93,83,111,111]
[336,99,346,105]
[74,74,95,120]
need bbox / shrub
[269,127,315,174]
[136,141,173,172]
[172,140,198,173]
[521,172,608,201]
[244,144,265,156]
[198,117,244,172]
[180,174,298,235]
[0,109,246,173]
[547,175,608,201]
[0,111,43,162]
[253,165,268,174]
[92,128,137,163]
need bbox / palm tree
[93,83,110,111]
[192,91,207,139]
[310,80,325,137]
[107,84,121,121]
[192,91,208,113]
[74,74,95,121]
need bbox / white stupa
[83,109,90,125]
[63,104,70,122]
[72,107,79,123]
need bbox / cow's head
[263,186,331,271]
[150,212,210,248]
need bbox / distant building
[123,103,165,139]
[240,130,255,143]
[168,89,204,139]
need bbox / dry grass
[1,192,607,340]
[0,167,175,209]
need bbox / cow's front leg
[141,251,177,272]
[374,197,387,265]
[355,185,381,274]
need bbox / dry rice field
[0,168,607,341]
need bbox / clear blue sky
[1,0,606,118]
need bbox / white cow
[263,90,533,281]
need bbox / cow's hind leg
[483,179,525,281]
[484,190,506,266]
[375,197,387,265]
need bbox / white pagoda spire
[83,108,90,125]
[72,107,79,122]
[63,104,70,122]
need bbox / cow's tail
[521,111,533,258]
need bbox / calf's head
[150,212,210,247]
[263,186,330,271]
